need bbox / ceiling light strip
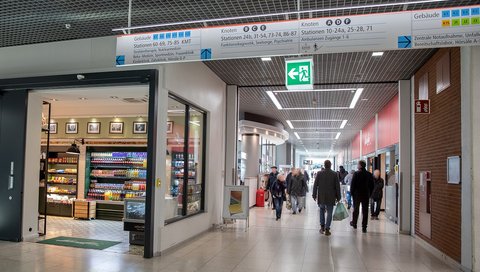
[349,88,364,109]
[286,120,294,129]
[273,88,356,93]
[113,0,449,32]
[294,132,301,139]
[335,132,341,140]
[266,91,283,109]
[340,120,348,129]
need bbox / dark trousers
[273,197,284,219]
[352,198,369,228]
[370,198,382,217]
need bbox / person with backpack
[288,168,308,214]
[271,174,287,221]
[350,160,374,233]
[370,170,385,220]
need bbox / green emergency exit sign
[285,58,313,90]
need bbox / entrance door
[0,90,28,241]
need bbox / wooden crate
[73,200,96,220]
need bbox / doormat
[37,236,121,250]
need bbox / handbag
[333,202,349,221]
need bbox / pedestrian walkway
[0,197,458,272]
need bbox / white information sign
[116,5,480,66]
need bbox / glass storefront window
[165,96,206,223]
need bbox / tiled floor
[0,197,459,272]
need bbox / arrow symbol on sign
[288,68,298,80]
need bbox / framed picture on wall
[65,122,78,134]
[87,122,101,134]
[48,123,58,134]
[133,122,147,134]
[167,121,174,134]
[109,122,124,134]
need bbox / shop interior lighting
[349,88,364,109]
[261,57,272,61]
[113,0,449,32]
[372,52,384,57]
[335,132,341,140]
[340,120,348,129]
[273,88,355,93]
[266,91,283,109]
[286,120,294,129]
[66,139,85,155]
[294,132,301,140]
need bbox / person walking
[338,166,348,185]
[288,168,308,214]
[344,170,355,209]
[271,174,287,221]
[370,170,384,220]
[312,160,341,236]
[268,166,279,210]
[350,160,374,233]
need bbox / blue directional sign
[116,55,125,65]
[201,48,212,60]
[398,36,412,48]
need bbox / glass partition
[165,96,206,223]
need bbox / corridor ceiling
[205,49,435,154]
[1,0,479,48]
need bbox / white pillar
[242,134,260,179]
[460,46,479,271]
[224,85,238,185]
[398,79,412,234]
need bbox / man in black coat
[350,160,374,233]
[268,166,279,210]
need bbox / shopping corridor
[0,197,458,272]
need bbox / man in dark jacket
[312,160,341,236]
[268,166,279,210]
[288,168,307,214]
[350,160,374,233]
[370,170,384,220]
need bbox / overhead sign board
[285,58,313,90]
[415,99,430,114]
[116,5,480,66]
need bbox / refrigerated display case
[86,147,147,221]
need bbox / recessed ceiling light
[266,91,283,109]
[79,97,87,100]
[110,96,119,99]
[51,98,57,101]
[362,98,369,101]
[372,52,384,57]
[340,120,348,129]
[349,88,364,109]
[261,57,272,61]
[294,132,301,140]
[335,132,341,140]
[286,120,294,129]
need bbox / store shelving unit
[171,151,201,216]
[86,147,147,221]
[44,152,79,217]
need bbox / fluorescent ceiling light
[340,120,348,129]
[266,91,283,109]
[335,132,341,140]
[372,52,384,57]
[113,0,448,32]
[349,88,364,109]
[273,88,355,93]
[261,57,272,61]
[286,120,294,129]
[290,119,343,122]
[294,132,301,139]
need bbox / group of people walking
[264,159,384,235]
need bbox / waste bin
[256,189,265,207]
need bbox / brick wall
[414,48,462,262]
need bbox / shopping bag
[333,202,349,221]
[286,196,292,210]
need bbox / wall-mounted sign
[285,58,313,90]
[447,156,461,184]
[303,160,313,165]
[116,5,480,66]
[415,99,430,114]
